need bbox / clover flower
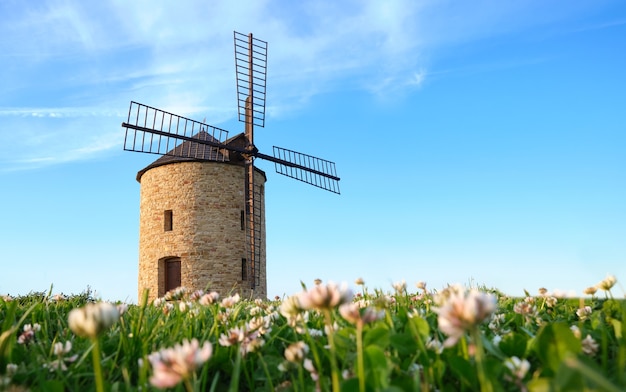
[5,364,17,377]
[221,293,240,308]
[284,341,309,363]
[433,288,497,347]
[199,291,220,305]
[570,325,582,339]
[545,296,557,308]
[17,323,41,345]
[339,303,385,325]
[279,295,303,319]
[189,290,205,301]
[68,302,120,339]
[392,280,407,294]
[426,337,444,354]
[583,286,597,295]
[164,286,188,301]
[596,275,617,291]
[355,277,365,286]
[148,339,212,389]
[218,327,245,347]
[581,334,599,356]
[513,301,536,317]
[576,306,592,321]
[297,282,353,311]
[3,363,18,386]
[218,325,265,356]
[46,341,78,372]
[504,356,530,380]
[303,358,319,381]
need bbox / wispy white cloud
[0,0,618,171]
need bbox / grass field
[1,276,624,391]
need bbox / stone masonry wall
[138,161,266,302]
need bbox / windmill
[123,31,340,297]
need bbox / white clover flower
[303,358,319,381]
[308,328,324,337]
[504,356,530,380]
[570,325,582,339]
[425,337,444,354]
[46,341,78,372]
[582,334,599,356]
[6,364,18,377]
[284,341,309,363]
[392,280,407,294]
[576,306,593,321]
[68,302,120,339]
[583,286,598,295]
[596,275,617,291]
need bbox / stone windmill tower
[123,32,340,302]
[135,136,267,301]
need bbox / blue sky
[1,0,624,302]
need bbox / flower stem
[356,321,365,392]
[471,328,493,392]
[91,338,105,392]
[324,309,341,392]
[183,377,193,392]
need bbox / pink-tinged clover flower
[221,293,240,308]
[68,302,120,339]
[218,327,245,347]
[433,288,497,347]
[17,323,41,345]
[199,291,220,305]
[148,339,212,389]
[339,303,385,325]
[297,281,353,311]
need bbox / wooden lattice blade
[122,101,230,161]
[271,146,341,194]
[234,31,267,128]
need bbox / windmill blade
[244,158,263,290]
[234,31,267,128]
[272,146,341,194]
[122,101,229,161]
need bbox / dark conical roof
[136,131,229,182]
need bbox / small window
[241,258,247,281]
[240,210,245,230]
[164,210,173,231]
